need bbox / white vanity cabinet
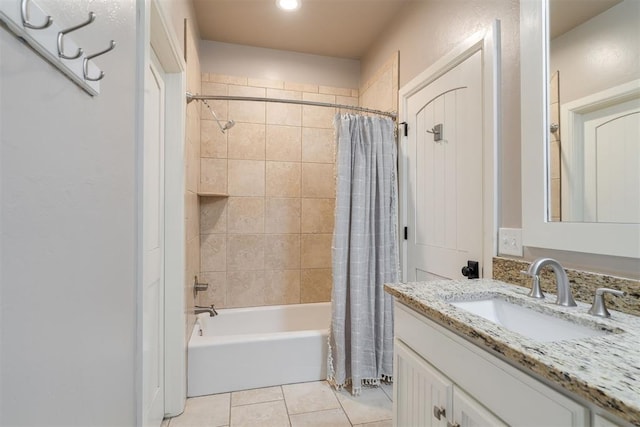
[393,301,589,427]
[395,339,507,427]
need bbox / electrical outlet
[498,228,523,256]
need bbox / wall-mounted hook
[83,40,115,81]
[21,0,52,29]
[426,123,443,142]
[57,12,95,60]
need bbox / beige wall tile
[336,95,359,107]
[228,85,266,124]
[301,198,335,233]
[266,161,301,197]
[202,81,228,96]
[266,125,301,162]
[301,234,332,268]
[319,86,352,97]
[209,74,247,85]
[265,234,301,269]
[201,72,209,82]
[351,89,359,97]
[227,123,266,160]
[227,234,265,270]
[267,89,302,126]
[227,197,265,234]
[267,103,302,127]
[302,163,335,198]
[301,269,332,303]
[200,196,227,234]
[302,128,335,163]
[248,77,284,89]
[227,270,265,308]
[200,158,227,194]
[285,81,319,93]
[265,198,301,234]
[201,119,228,158]
[264,270,301,305]
[302,93,336,128]
[228,160,265,196]
[360,68,394,112]
[186,191,199,241]
[196,271,227,308]
[200,99,228,121]
[201,234,227,272]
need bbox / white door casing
[143,49,166,427]
[405,51,483,281]
[138,0,187,421]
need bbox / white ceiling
[192,0,411,59]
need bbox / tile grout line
[331,386,355,426]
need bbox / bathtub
[187,302,330,397]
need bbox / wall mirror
[547,0,639,223]
[520,0,640,258]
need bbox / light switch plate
[498,228,523,256]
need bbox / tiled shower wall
[197,73,359,308]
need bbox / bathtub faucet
[195,304,218,317]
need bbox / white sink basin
[450,297,610,342]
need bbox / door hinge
[400,121,408,137]
[404,226,408,240]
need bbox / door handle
[461,260,480,279]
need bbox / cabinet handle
[447,422,460,427]
[433,405,446,420]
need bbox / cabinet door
[394,339,452,427]
[452,386,507,427]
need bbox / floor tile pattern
[165,380,392,427]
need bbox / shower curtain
[328,113,399,395]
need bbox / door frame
[137,0,187,422]
[398,22,500,281]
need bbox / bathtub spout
[195,305,218,317]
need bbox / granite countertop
[385,279,640,425]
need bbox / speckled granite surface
[385,279,640,425]
[493,257,640,316]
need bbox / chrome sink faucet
[526,258,577,307]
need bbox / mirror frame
[520,0,640,259]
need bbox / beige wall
[550,0,639,105]
[200,41,361,89]
[361,0,522,228]
[198,73,359,308]
[360,52,399,113]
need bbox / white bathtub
[187,302,330,397]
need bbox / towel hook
[57,12,95,60]
[83,40,116,81]
[21,0,53,30]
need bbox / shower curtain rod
[186,92,397,120]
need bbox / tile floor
[162,380,393,427]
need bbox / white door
[582,103,640,223]
[143,49,166,427]
[406,51,483,281]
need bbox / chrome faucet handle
[520,270,545,299]
[588,288,626,318]
[193,276,209,298]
